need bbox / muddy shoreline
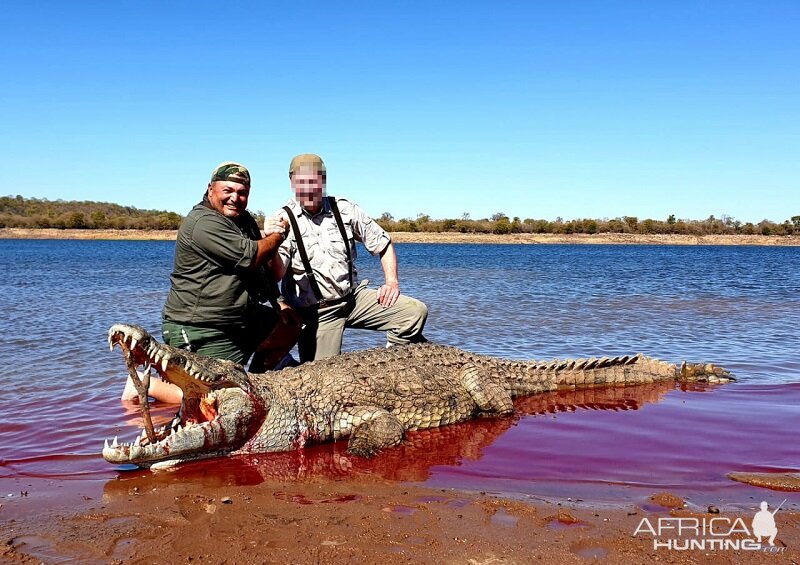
[2,473,797,564]
[2,227,799,245]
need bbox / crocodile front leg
[334,406,405,457]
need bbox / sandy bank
[391,232,800,245]
[0,228,179,241]
[2,227,799,245]
[2,474,797,564]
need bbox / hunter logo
[753,501,779,546]
[633,500,786,553]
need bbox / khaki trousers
[298,283,428,362]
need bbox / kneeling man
[122,162,299,402]
[269,154,427,362]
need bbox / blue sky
[1,2,797,223]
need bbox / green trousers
[162,304,278,365]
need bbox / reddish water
[3,382,797,518]
[3,241,799,520]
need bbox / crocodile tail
[677,361,733,383]
[495,354,681,397]
[496,354,733,397]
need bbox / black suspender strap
[326,196,354,287]
[260,268,281,310]
[282,206,323,301]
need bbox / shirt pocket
[291,235,323,274]
[325,222,353,261]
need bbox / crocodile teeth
[130,337,138,350]
[112,436,119,448]
[161,356,169,372]
[104,439,110,450]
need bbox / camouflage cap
[289,154,326,177]
[210,161,251,186]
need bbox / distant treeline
[376,212,800,236]
[2,195,799,236]
[0,195,182,230]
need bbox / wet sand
[2,227,799,245]
[2,475,797,564]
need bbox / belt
[312,292,353,309]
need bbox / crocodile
[103,323,733,470]
[99,382,683,500]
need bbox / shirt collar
[288,197,330,219]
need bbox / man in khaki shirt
[269,154,428,362]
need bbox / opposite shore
[2,227,800,246]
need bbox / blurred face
[291,167,326,214]
[207,180,250,219]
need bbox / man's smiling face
[207,180,250,219]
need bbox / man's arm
[269,251,288,280]
[252,231,285,269]
[341,198,397,307]
[251,217,289,269]
[377,241,400,308]
[262,212,291,279]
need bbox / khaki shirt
[276,197,391,308]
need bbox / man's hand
[377,281,400,308]
[263,214,288,238]
[254,214,289,268]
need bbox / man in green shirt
[122,162,298,402]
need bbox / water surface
[0,240,797,507]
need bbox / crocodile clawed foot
[346,413,405,458]
[347,437,380,458]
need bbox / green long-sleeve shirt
[163,201,274,327]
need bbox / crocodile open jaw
[104,324,256,469]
